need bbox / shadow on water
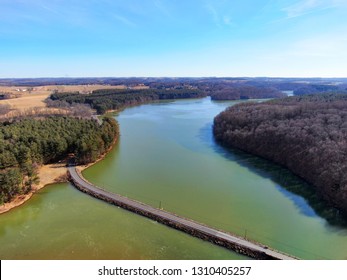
[198,122,347,228]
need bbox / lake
[1,97,346,259]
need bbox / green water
[0,182,244,259]
[1,97,347,259]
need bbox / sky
[1,0,347,78]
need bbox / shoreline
[0,130,119,215]
[76,133,119,173]
[0,98,187,215]
[0,163,68,215]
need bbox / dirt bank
[0,163,67,214]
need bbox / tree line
[213,93,347,218]
[293,84,342,95]
[0,117,118,204]
[210,86,285,100]
[49,88,207,114]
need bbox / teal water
[0,182,244,259]
[1,97,347,259]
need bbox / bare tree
[71,104,93,118]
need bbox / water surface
[1,97,347,259]
[85,97,347,259]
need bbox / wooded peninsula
[213,93,347,217]
[0,117,118,204]
[49,88,207,114]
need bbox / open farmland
[0,92,49,110]
[0,84,140,111]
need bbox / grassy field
[0,92,49,110]
[0,84,148,111]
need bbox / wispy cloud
[39,4,64,17]
[223,16,232,26]
[204,2,233,28]
[282,0,345,19]
[111,13,137,27]
[152,0,171,17]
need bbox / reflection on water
[212,138,346,227]
[197,119,346,227]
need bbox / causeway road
[68,166,297,260]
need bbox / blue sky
[1,0,347,78]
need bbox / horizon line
[1,76,347,80]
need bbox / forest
[0,117,118,204]
[49,88,207,114]
[209,86,285,100]
[293,84,341,95]
[213,93,347,217]
[2,77,347,91]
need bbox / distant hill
[293,84,346,95]
[210,86,285,100]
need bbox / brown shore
[0,163,68,214]
[0,132,119,215]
